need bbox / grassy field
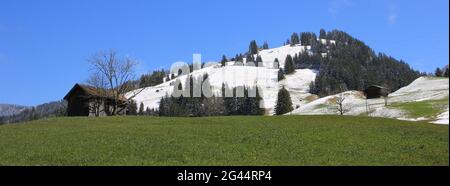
[389,97,449,118]
[0,116,448,166]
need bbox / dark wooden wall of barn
[67,88,90,116]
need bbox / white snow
[432,110,449,125]
[256,44,306,68]
[290,77,449,124]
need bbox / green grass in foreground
[389,97,449,118]
[0,116,448,166]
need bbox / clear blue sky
[0,0,448,106]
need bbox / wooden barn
[363,85,389,99]
[63,84,128,117]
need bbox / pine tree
[262,41,269,49]
[128,100,138,115]
[246,54,255,64]
[319,29,327,39]
[249,40,259,55]
[273,58,280,69]
[256,55,263,67]
[284,55,295,74]
[278,68,285,81]
[138,102,145,115]
[274,87,293,115]
[435,67,443,77]
[290,33,300,46]
[444,66,449,77]
[221,55,228,67]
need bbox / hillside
[0,116,447,166]
[127,30,422,118]
[291,77,449,124]
[127,42,320,114]
[0,100,67,124]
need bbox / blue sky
[0,0,448,106]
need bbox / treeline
[310,30,421,96]
[0,100,67,124]
[139,69,167,88]
[157,74,265,117]
[435,66,449,77]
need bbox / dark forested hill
[0,100,67,124]
[292,29,422,96]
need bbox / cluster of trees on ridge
[0,100,67,124]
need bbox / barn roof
[365,85,387,90]
[63,84,127,101]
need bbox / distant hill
[0,104,27,117]
[0,101,67,124]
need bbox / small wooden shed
[63,84,127,117]
[363,85,389,99]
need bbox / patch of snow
[432,110,449,125]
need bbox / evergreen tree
[249,40,259,55]
[138,102,145,115]
[274,86,293,115]
[221,55,228,67]
[127,100,138,115]
[262,41,269,49]
[319,29,327,39]
[273,58,280,69]
[284,55,295,74]
[246,54,255,64]
[278,68,285,81]
[290,33,300,46]
[256,55,263,67]
[435,67,443,77]
[444,66,449,77]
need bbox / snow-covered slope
[126,65,317,114]
[291,77,449,124]
[257,44,306,68]
[126,43,320,114]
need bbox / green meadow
[0,116,448,166]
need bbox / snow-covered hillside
[126,43,319,114]
[126,65,317,115]
[125,40,448,125]
[291,77,449,124]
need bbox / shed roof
[365,85,387,90]
[63,84,127,101]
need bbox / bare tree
[334,84,350,116]
[87,50,143,116]
[86,72,108,116]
